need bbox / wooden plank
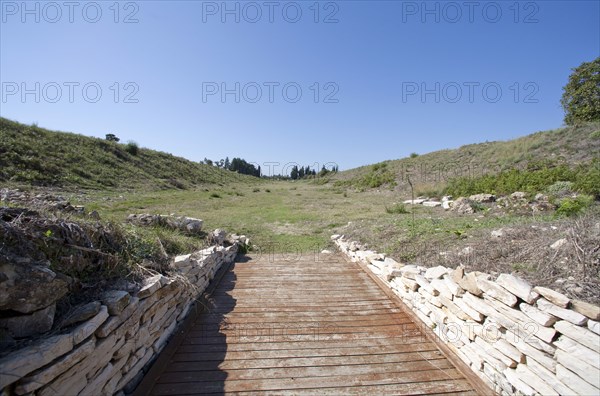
[204,308,406,319]
[188,324,416,340]
[181,334,432,353]
[183,329,424,345]
[242,382,478,396]
[151,367,467,394]
[204,301,399,311]
[212,289,387,296]
[176,340,438,360]
[207,294,389,301]
[206,306,401,314]
[161,355,450,379]
[136,254,486,396]
[194,313,410,325]
[167,349,446,369]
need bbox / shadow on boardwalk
[135,258,250,395]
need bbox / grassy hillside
[0,117,257,190]
[1,118,598,303]
[333,122,600,195]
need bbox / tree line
[289,165,339,179]
[201,157,339,179]
[202,157,261,177]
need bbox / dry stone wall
[0,245,237,396]
[333,235,600,396]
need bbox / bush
[385,203,409,214]
[555,195,594,217]
[372,162,387,171]
[125,141,139,155]
[209,192,221,198]
[345,164,397,189]
[470,201,486,212]
[444,161,599,198]
[573,160,600,199]
[546,181,574,197]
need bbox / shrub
[410,152,419,158]
[444,161,599,198]
[470,201,486,212]
[125,141,139,155]
[252,188,260,192]
[546,181,574,197]
[125,143,139,155]
[555,195,594,217]
[385,203,409,214]
[209,192,221,198]
[166,178,186,189]
[573,160,600,199]
[372,162,387,171]
[353,165,396,189]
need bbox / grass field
[75,181,390,253]
[2,119,598,301]
[71,179,569,256]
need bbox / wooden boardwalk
[135,253,486,395]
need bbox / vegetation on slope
[333,122,600,194]
[0,117,257,190]
[444,160,600,199]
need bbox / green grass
[4,118,600,257]
[335,162,397,190]
[77,182,397,253]
[443,160,600,198]
[555,195,595,217]
[0,117,259,190]
[77,178,591,258]
[333,122,600,194]
[385,203,410,214]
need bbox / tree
[298,166,305,178]
[105,133,120,142]
[561,57,600,125]
[290,166,299,180]
[229,157,261,177]
[125,140,139,155]
[319,165,329,177]
[224,157,231,170]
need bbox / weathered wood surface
[136,254,482,395]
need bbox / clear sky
[1,1,599,174]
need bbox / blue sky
[1,1,599,174]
